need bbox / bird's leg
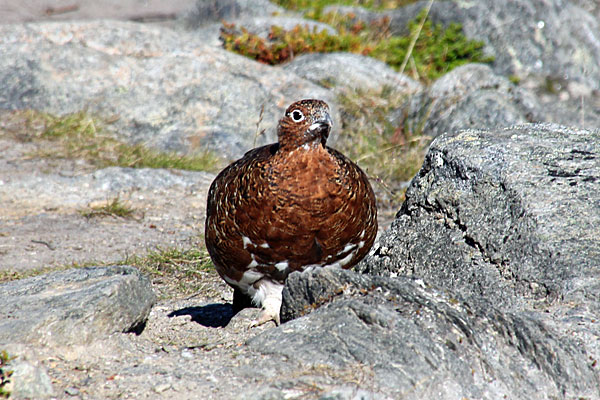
[249,280,283,327]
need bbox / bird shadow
[168,303,235,328]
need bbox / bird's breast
[269,146,342,203]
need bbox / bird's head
[277,99,332,149]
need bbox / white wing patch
[327,252,354,269]
[228,269,264,303]
[242,236,253,249]
[274,261,289,272]
[338,243,357,255]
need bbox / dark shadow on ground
[169,303,236,328]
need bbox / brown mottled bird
[205,99,377,326]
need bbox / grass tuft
[508,74,522,85]
[0,110,221,172]
[0,270,27,284]
[0,350,14,399]
[80,197,137,219]
[121,246,214,297]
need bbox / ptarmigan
[205,99,377,326]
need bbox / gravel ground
[0,136,212,273]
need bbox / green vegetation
[1,110,220,172]
[221,7,493,82]
[543,77,562,94]
[80,197,137,219]
[508,74,521,85]
[370,14,493,81]
[335,86,429,205]
[273,0,416,14]
[0,350,14,398]
[1,269,40,283]
[221,22,363,66]
[123,247,214,297]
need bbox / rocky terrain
[1,0,599,399]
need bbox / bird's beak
[309,112,333,132]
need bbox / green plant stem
[398,0,433,76]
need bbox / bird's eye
[291,109,304,122]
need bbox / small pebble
[154,383,171,393]
[65,386,80,396]
[181,350,193,359]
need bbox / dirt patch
[0,0,196,24]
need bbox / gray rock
[251,267,599,399]
[402,63,541,138]
[0,266,155,346]
[0,20,335,160]
[361,123,600,310]
[573,0,600,21]
[183,0,287,29]
[326,0,600,92]
[437,0,600,92]
[358,123,600,378]
[283,52,422,94]
[7,361,54,399]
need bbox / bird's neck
[277,124,328,150]
[278,138,324,153]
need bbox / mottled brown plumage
[205,99,377,325]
